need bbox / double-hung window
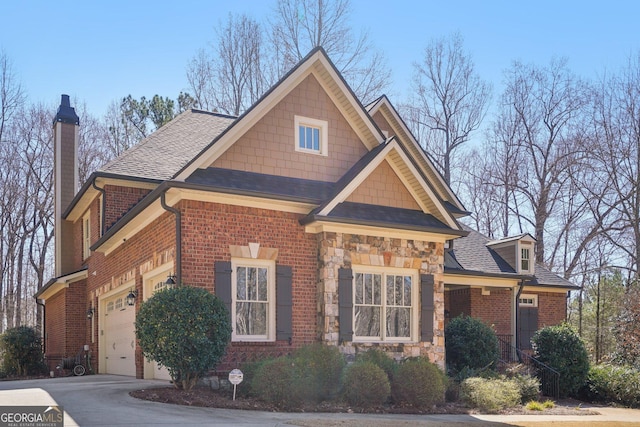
[294,115,328,156]
[232,259,275,341]
[82,212,91,260]
[353,267,417,342]
[521,247,530,272]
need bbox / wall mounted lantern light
[126,289,138,306]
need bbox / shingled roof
[100,109,235,180]
[446,225,577,288]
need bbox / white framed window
[353,267,418,342]
[521,247,531,272]
[519,294,538,307]
[82,212,91,260]
[231,258,276,341]
[294,115,328,156]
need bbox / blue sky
[2,1,639,119]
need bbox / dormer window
[295,116,328,156]
[521,248,530,272]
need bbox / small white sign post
[228,368,244,401]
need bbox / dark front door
[518,307,538,350]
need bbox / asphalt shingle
[100,109,235,180]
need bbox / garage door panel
[103,294,136,376]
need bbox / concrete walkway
[0,375,638,426]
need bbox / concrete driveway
[0,375,639,426]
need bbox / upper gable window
[295,115,328,156]
[521,247,531,273]
[82,212,91,260]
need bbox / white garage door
[103,294,136,376]
[149,279,172,381]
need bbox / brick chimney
[54,94,79,277]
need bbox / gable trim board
[176,48,385,181]
[366,96,468,215]
[315,138,462,230]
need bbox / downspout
[160,192,181,284]
[36,299,46,356]
[91,178,106,236]
[515,279,525,360]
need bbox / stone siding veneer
[318,231,446,369]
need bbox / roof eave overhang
[444,268,579,291]
[35,268,88,301]
[64,172,162,221]
[302,216,467,242]
[92,181,319,255]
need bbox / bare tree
[403,33,491,185]
[187,13,267,115]
[0,51,24,144]
[270,0,390,105]
[590,52,640,280]
[500,58,587,263]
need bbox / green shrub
[543,399,555,409]
[294,343,346,400]
[525,400,543,411]
[0,326,47,377]
[460,377,521,412]
[251,356,318,409]
[135,286,231,390]
[445,315,499,375]
[510,373,540,403]
[237,359,268,398]
[342,361,390,408]
[391,357,446,409]
[532,323,589,398]
[354,348,397,381]
[583,364,640,408]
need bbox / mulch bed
[130,386,599,416]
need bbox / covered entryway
[102,292,136,376]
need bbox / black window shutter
[214,261,233,319]
[276,265,293,342]
[338,268,353,342]
[421,274,435,342]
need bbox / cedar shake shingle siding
[213,74,369,182]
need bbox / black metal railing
[497,336,560,399]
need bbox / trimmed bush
[0,326,47,377]
[445,315,499,375]
[354,348,397,381]
[391,357,446,409]
[532,323,589,398]
[582,364,640,408]
[294,343,346,400]
[251,356,321,409]
[460,377,521,412]
[135,286,231,390]
[343,361,390,408]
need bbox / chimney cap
[54,94,79,125]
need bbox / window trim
[294,115,328,156]
[231,258,276,342]
[519,294,538,307]
[520,246,531,273]
[352,266,419,343]
[82,211,91,260]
